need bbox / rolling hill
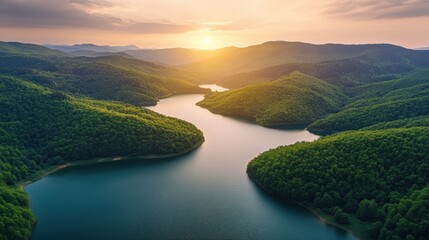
[247,127,429,240]
[0,75,205,240]
[218,59,406,89]
[308,68,429,134]
[181,41,429,83]
[244,65,429,239]
[45,43,140,53]
[124,46,237,65]
[0,41,67,57]
[197,72,347,127]
[0,41,207,106]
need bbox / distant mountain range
[45,43,140,52]
[45,42,429,68]
[124,47,238,65]
[43,41,429,86]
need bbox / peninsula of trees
[0,42,205,240]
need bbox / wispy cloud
[0,0,194,34]
[199,21,251,31]
[324,0,429,19]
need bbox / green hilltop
[308,68,429,134]
[0,75,204,239]
[198,72,347,127]
[0,41,208,106]
[247,127,429,240]
[178,42,429,240]
[182,42,429,84]
[0,42,207,240]
[242,66,429,239]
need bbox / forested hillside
[197,72,347,126]
[219,59,404,89]
[2,40,428,240]
[0,42,67,56]
[247,127,429,240]
[308,68,429,134]
[0,41,207,106]
[244,67,429,239]
[182,41,429,83]
[0,75,204,239]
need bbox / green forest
[242,68,429,238]
[198,72,347,127]
[247,128,429,239]
[179,41,429,239]
[308,68,429,134]
[0,42,207,106]
[184,42,429,84]
[0,75,204,239]
[0,42,206,240]
[1,40,429,240]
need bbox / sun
[202,36,213,49]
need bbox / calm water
[26,85,356,240]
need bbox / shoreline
[196,105,314,130]
[18,139,204,188]
[304,205,365,240]
[248,176,366,240]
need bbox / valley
[0,40,428,240]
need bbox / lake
[26,85,356,240]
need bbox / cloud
[0,0,194,34]
[198,20,257,31]
[324,0,429,19]
[124,22,194,34]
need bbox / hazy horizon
[1,0,428,49]
[4,40,427,51]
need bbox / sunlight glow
[203,36,212,46]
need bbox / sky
[0,0,428,49]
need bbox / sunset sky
[1,0,428,49]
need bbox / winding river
[26,85,356,240]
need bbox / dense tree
[0,42,208,240]
[198,72,347,127]
[333,207,349,224]
[0,75,204,240]
[2,40,429,240]
[247,127,429,239]
[184,41,429,85]
[308,68,429,134]
[357,199,378,221]
[0,41,207,106]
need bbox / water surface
[26,85,355,240]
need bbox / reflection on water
[199,84,229,92]
[26,85,355,240]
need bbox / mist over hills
[45,43,140,53]
[180,41,429,83]
[124,46,238,65]
[44,42,429,84]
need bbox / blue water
[26,85,356,240]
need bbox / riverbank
[248,176,369,240]
[196,104,316,130]
[18,138,204,188]
[307,207,372,240]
